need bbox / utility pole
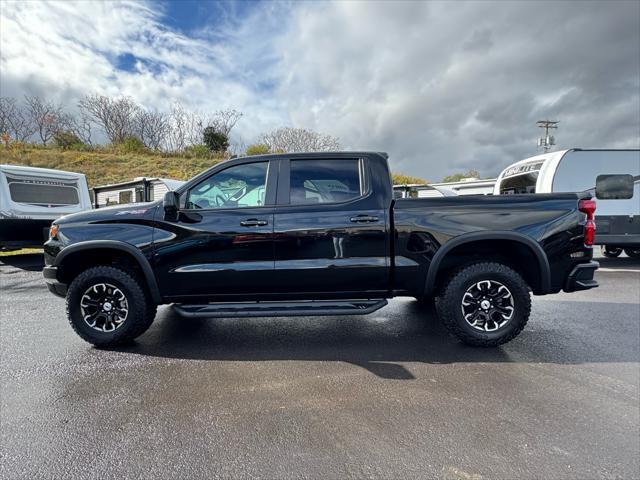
[537,120,558,152]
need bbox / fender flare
[423,231,551,296]
[55,240,162,304]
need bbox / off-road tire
[624,248,640,259]
[414,296,435,307]
[436,262,531,347]
[66,266,157,347]
[603,246,622,258]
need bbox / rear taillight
[579,199,596,246]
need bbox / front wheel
[66,266,157,347]
[436,262,531,347]
[624,248,640,259]
[602,246,623,258]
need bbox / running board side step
[172,299,388,318]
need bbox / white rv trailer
[394,179,495,198]
[393,184,458,198]
[493,149,640,257]
[431,177,496,195]
[0,165,92,250]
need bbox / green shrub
[183,144,211,158]
[53,131,86,151]
[203,126,229,153]
[442,169,480,183]
[117,136,148,154]
[392,173,427,185]
[245,143,270,156]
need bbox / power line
[537,120,559,152]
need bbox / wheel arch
[55,240,162,304]
[424,231,551,297]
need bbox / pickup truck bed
[43,151,598,348]
[393,193,595,296]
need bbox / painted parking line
[598,268,640,273]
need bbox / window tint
[7,176,79,205]
[290,159,362,205]
[186,162,268,209]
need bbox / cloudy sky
[1,0,638,180]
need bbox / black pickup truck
[43,152,598,347]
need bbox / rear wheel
[66,266,157,347]
[602,246,622,258]
[624,248,640,259]
[436,262,531,347]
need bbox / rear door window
[289,159,363,205]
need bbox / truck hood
[54,202,159,225]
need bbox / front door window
[186,162,269,210]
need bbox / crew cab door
[153,159,278,299]
[272,156,389,297]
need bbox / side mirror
[163,191,180,221]
[595,174,634,200]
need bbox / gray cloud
[1,0,638,181]
[277,0,640,180]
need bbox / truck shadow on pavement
[596,255,640,270]
[0,253,44,272]
[112,298,640,380]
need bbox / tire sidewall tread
[66,266,156,347]
[624,248,640,259]
[436,262,531,347]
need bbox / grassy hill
[0,145,426,187]
[0,145,224,187]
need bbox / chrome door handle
[240,219,268,227]
[350,215,379,223]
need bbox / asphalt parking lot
[1,253,639,479]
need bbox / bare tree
[166,103,208,152]
[0,97,34,141]
[66,111,94,146]
[166,103,194,151]
[260,127,341,153]
[0,94,244,152]
[209,109,243,136]
[185,109,206,147]
[78,94,140,144]
[166,103,186,152]
[135,109,170,150]
[24,95,68,144]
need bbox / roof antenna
[537,120,559,152]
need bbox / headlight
[49,224,59,239]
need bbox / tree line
[0,94,341,155]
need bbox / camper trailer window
[596,174,634,200]
[119,191,133,204]
[499,173,538,195]
[7,176,79,206]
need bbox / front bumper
[563,261,599,292]
[43,265,67,298]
